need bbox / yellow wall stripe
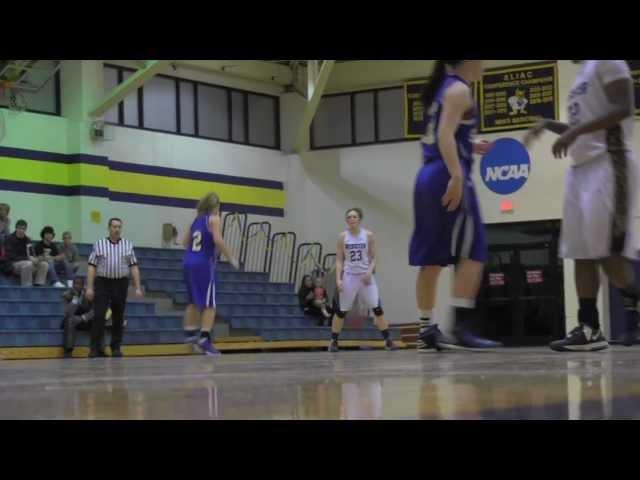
[0,156,285,210]
[109,171,285,209]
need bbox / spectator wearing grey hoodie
[60,231,80,275]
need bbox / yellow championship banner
[405,78,479,139]
[478,62,559,133]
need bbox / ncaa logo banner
[480,138,530,195]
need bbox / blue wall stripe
[0,179,110,198]
[0,146,69,164]
[109,191,197,209]
[67,154,110,166]
[108,161,284,190]
[69,186,110,197]
[0,179,71,196]
[0,147,109,167]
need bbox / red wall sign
[489,273,505,286]
[526,270,543,284]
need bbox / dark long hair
[422,60,464,111]
[298,274,314,307]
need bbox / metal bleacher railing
[220,212,247,262]
[266,231,296,284]
[240,221,271,273]
[221,213,337,291]
[291,242,322,288]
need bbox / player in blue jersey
[409,60,503,352]
[182,192,239,356]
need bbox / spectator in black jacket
[298,274,332,325]
[5,220,48,287]
[298,274,314,310]
[35,226,73,288]
[61,277,94,358]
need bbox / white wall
[0,110,69,153]
[80,61,292,248]
[90,125,286,181]
[286,149,418,324]
[84,124,291,248]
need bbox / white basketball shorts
[339,273,380,311]
[561,151,639,260]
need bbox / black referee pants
[91,277,129,351]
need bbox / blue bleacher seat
[2,243,394,350]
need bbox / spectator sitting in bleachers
[60,231,80,275]
[35,226,73,288]
[298,274,314,308]
[162,223,182,249]
[0,203,10,250]
[0,203,10,274]
[4,219,49,287]
[171,225,180,248]
[60,277,94,359]
[298,274,332,326]
[312,275,333,325]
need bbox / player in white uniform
[328,208,395,352]
[525,60,640,351]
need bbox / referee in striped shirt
[85,218,143,358]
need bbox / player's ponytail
[197,192,220,216]
[421,60,464,111]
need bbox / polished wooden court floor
[1,347,640,419]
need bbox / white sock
[419,309,433,333]
[450,297,475,309]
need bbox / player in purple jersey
[182,192,239,356]
[409,60,502,352]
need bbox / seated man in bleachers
[5,219,49,287]
[35,226,73,288]
[61,277,94,358]
[60,231,80,275]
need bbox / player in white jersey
[525,60,640,351]
[328,208,395,352]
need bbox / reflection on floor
[1,347,639,419]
